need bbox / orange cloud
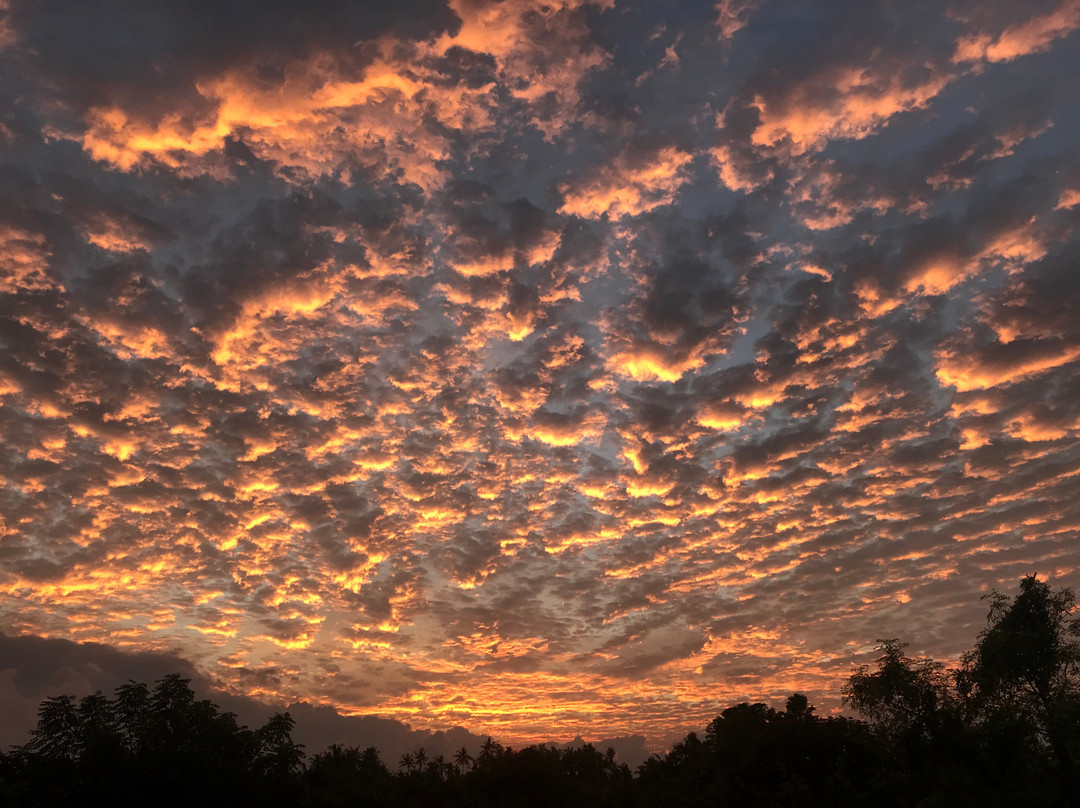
[0,226,56,294]
[936,340,1080,391]
[440,0,609,137]
[82,49,454,190]
[697,402,747,431]
[954,0,1080,63]
[608,344,707,382]
[715,0,764,42]
[0,0,15,52]
[559,146,694,219]
[78,317,173,361]
[83,214,155,253]
[1056,187,1080,209]
[79,0,610,180]
[749,66,950,155]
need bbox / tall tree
[24,695,81,761]
[842,638,956,742]
[112,680,150,753]
[961,575,1080,791]
[454,745,473,773]
[255,712,304,778]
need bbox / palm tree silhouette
[454,745,473,772]
[399,751,414,773]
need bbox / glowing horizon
[1,0,1079,751]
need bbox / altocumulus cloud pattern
[1,0,1079,749]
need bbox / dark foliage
[1,576,1076,807]
[1,673,301,808]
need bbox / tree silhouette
[413,745,428,771]
[24,695,81,761]
[843,638,955,740]
[255,712,304,781]
[305,744,391,807]
[479,736,501,761]
[112,680,150,754]
[783,692,813,719]
[454,745,474,773]
[962,575,1080,796]
[965,576,1079,711]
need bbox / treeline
[1,575,1077,807]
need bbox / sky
[1,0,1079,757]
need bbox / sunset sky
[2,0,1079,756]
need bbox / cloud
[714,0,765,43]
[559,145,694,219]
[20,0,608,185]
[747,63,950,157]
[953,0,1080,63]
[0,0,1078,757]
